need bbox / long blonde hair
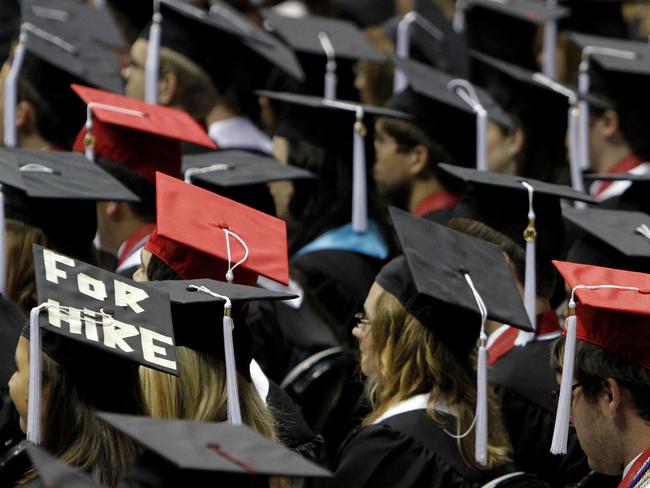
[363,290,511,470]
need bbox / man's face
[123,39,148,101]
[372,120,414,208]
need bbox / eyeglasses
[551,383,584,404]
[355,312,372,328]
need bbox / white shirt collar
[208,117,272,154]
[372,393,456,425]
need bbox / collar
[208,117,272,154]
[414,190,459,218]
[619,446,650,488]
[372,393,456,425]
[294,219,389,260]
[116,223,156,270]
[249,360,270,404]
[595,154,646,198]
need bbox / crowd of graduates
[0,0,650,487]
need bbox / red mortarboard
[145,173,289,285]
[71,84,216,185]
[553,260,650,370]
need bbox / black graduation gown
[332,410,512,488]
[489,340,590,487]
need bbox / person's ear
[507,127,525,157]
[599,109,621,140]
[602,378,625,417]
[408,144,430,177]
[157,71,178,106]
[15,100,33,132]
[103,201,122,222]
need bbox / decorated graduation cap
[71,84,215,185]
[453,0,569,77]
[257,90,410,232]
[3,22,123,148]
[142,0,303,105]
[550,260,650,455]
[379,207,531,464]
[387,57,511,170]
[262,9,384,99]
[564,207,650,273]
[470,51,572,183]
[0,148,138,279]
[143,279,296,424]
[146,172,289,286]
[441,163,594,332]
[25,245,178,445]
[182,150,315,215]
[569,33,650,172]
[26,443,101,487]
[100,412,332,482]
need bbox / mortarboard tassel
[452,0,467,33]
[447,79,488,171]
[3,26,27,148]
[352,106,368,233]
[222,228,250,284]
[184,163,229,183]
[394,12,415,94]
[188,285,242,425]
[145,0,162,105]
[26,302,49,444]
[517,181,537,345]
[541,0,558,80]
[318,32,337,100]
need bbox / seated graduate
[7,246,179,487]
[133,173,322,461]
[333,207,533,488]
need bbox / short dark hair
[95,157,156,221]
[551,337,650,423]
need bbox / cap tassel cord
[83,103,145,162]
[452,0,466,33]
[393,12,415,94]
[187,285,243,425]
[541,0,557,80]
[318,32,337,100]
[447,79,488,171]
[184,163,230,183]
[26,303,49,444]
[516,181,537,346]
[635,224,650,241]
[223,228,250,283]
[352,106,368,233]
[3,28,27,148]
[145,0,162,104]
[550,284,641,455]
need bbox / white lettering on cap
[140,327,177,371]
[102,317,138,352]
[77,273,108,302]
[114,280,149,314]
[43,249,75,284]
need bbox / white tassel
[393,13,415,94]
[541,0,557,80]
[223,308,242,425]
[318,32,337,100]
[520,182,537,331]
[452,0,466,33]
[447,80,488,171]
[27,303,48,444]
[475,337,488,465]
[577,62,590,172]
[550,305,576,455]
[352,106,367,233]
[3,28,27,148]
[145,2,162,105]
[84,106,95,162]
[567,103,585,196]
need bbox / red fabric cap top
[553,260,650,369]
[71,84,216,185]
[145,173,289,285]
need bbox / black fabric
[0,438,30,488]
[332,410,512,487]
[0,295,26,386]
[489,340,590,487]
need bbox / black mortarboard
[22,0,125,50]
[378,206,532,358]
[564,205,650,274]
[99,413,332,481]
[26,444,100,488]
[262,10,383,99]
[0,149,137,259]
[470,51,569,181]
[24,245,177,443]
[0,294,26,386]
[559,0,628,38]
[442,163,594,326]
[386,57,511,168]
[0,0,20,65]
[584,172,650,213]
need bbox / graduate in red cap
[551,261,650,488]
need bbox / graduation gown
[332,395,512,488]
[488,315,590,487]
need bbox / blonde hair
[363,290,511,470]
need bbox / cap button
[218,221,229,230]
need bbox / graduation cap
[453,0,569,76]
[99,412,332,481]
[145,172,289,286]
[257,90,410,232]
[25,245,177,444]
[387,57,511,170]
[143,278,296,424]
[559,0,629,39]
[470,51,571,183]
[564,206,650,273]
[550,260,650,455]
[441,163,594,330]
[26,443,101,488]
[71,84,215,185]
[0,148,138,264]
[3,22,123,148]
[380,206,531,463]
[583,172,650,212]
[22,0,125,50]
[182,150,315,215]
[262,9,384,99]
